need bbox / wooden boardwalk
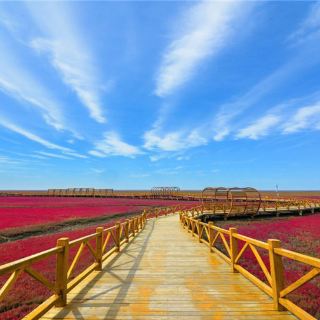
[40,215,297,320]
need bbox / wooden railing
[0,204,196,319]
[180,210,320,320]
[0,213,148,319]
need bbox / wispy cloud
[144,129,207,152]
[91,168,105,174]
[63,151,88,159]
[212,64,295,141]
[210,3,320,142]
[0,117,72,152]
[288,2,320,45]
[0,155,20,165]
[36,151,73,160]
[154,166,183,176]
[211,53,320,141]
[283,103,320,134]
[28,2,107,123]
[0,41,66,131]
[155,1,251,97]
[0,11,20,34]
[236,114,281,140]
[234,95,320,139]
[89,131,142,158]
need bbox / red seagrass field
[0,195,320,319]
[0,196,197,320]
[0,196,195,232]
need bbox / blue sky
[0,1,320,190]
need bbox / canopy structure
[47,188,114,197]
[151,187,180,198]
[201,187,261,217]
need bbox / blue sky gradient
[0,1,320,190]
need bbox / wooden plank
[38,215,297,320]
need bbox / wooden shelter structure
[201,187,262,218]
[151,187,180,199]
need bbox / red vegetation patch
[0,198,197,320]
[0,197,195,231]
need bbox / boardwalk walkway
[41,215,296,320]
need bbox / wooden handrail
[180,211,319,320]
[0,247,62,275]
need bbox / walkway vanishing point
[39,215,297,320]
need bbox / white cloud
[283,103,320,133]
[236,114,281,140]
[90,132,142,158]
[91,168,105,174]
[36,151,72,160]
[28,2,106,123]
[288,2,320,45]
[88,150,106,158]
[154,166,183,175]
[155,1,250,97]
[211,50,320,142]
[144,129,207,152]
[0,12,20,34]
[0,155,20,165]
[176,155,190,161]
[63,151,88,159]
[0,42,66,131]
[0,117,72,152]
[211,69,289,142]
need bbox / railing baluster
[115,223,121,252]
[56,237,69,307]
[132,218,136,237]
[268,239,285,311]
[125,219,130,243]
[208,222,214,252]
[229,227,238,273]
[197,221,201,242]
[95,227,103,271]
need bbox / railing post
[125,219,130,243]
[229,227,238,272]
[268,239,285,311]
[56,237,69,307]
[133,217,137,233]
[95,227,104,271]
[115,223,121,252]
[144,212,147,225]
[208,222,214,252]
[197,221,201,242]
[139,215,142,229]
[132,218,135,237]
[191,219,195,237]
